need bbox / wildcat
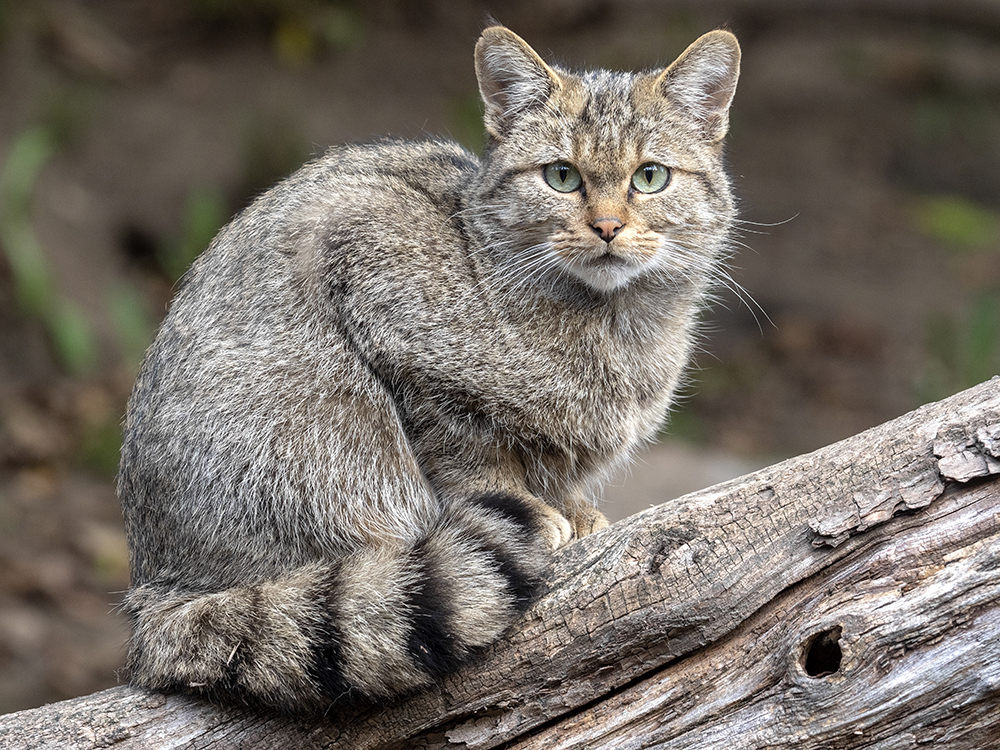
[118,25,740,713]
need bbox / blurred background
[2,0,1000,714]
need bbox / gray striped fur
[118,26,740,713]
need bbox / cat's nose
[591,217,624,241]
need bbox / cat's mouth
[587,251,630,268]
[550,232,656,292]
[565,246,649,292]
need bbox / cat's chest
[337,234,680,447]
[537,321,676,427]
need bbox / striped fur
[118,26,740,712]
[123,496,546,711]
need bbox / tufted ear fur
[656,30,741,143]
[475,26,563,137]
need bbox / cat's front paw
[533,503,574,550]
[569,506,610,539]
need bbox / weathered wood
[502,480,1000,749]
[3,378,999,749]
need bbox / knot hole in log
[801,625,843,678]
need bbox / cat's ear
[475,26,562,137]
[656,30,741,142]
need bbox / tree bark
[3,378,999,750]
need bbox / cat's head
[471,26,740,296]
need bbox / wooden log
[3,378,999,749]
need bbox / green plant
[919,291,1000,403]
[107,281,156,368]
[273,2,364,65]
[912,194,1000,252]
[660,405,709,444]
[0,125,97,374]
[74,416,124,479]
[448,91,485,154]
[160,184,228,282]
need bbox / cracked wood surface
[2,378,999,749]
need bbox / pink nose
[591,217,623,241]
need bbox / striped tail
[122,494,551,713]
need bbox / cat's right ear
[475,27,562,137]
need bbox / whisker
[730,214,798,237]
[646,235,771,331]
[447,238,558,314]
[733,214,798,228]
[486,243,557,306]
[714,268,772,333]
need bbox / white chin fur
[565,258,646,293]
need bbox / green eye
[544,161,583,193]
[631,163,671,194]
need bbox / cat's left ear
[475,26,563,137]
[656,30,741,143]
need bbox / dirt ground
[1,0,999,715]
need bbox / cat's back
[162,138,479,338]
[260,137,479,264]
[305,138,481,275]
[128,138,482,443]
[319,138,479,206]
